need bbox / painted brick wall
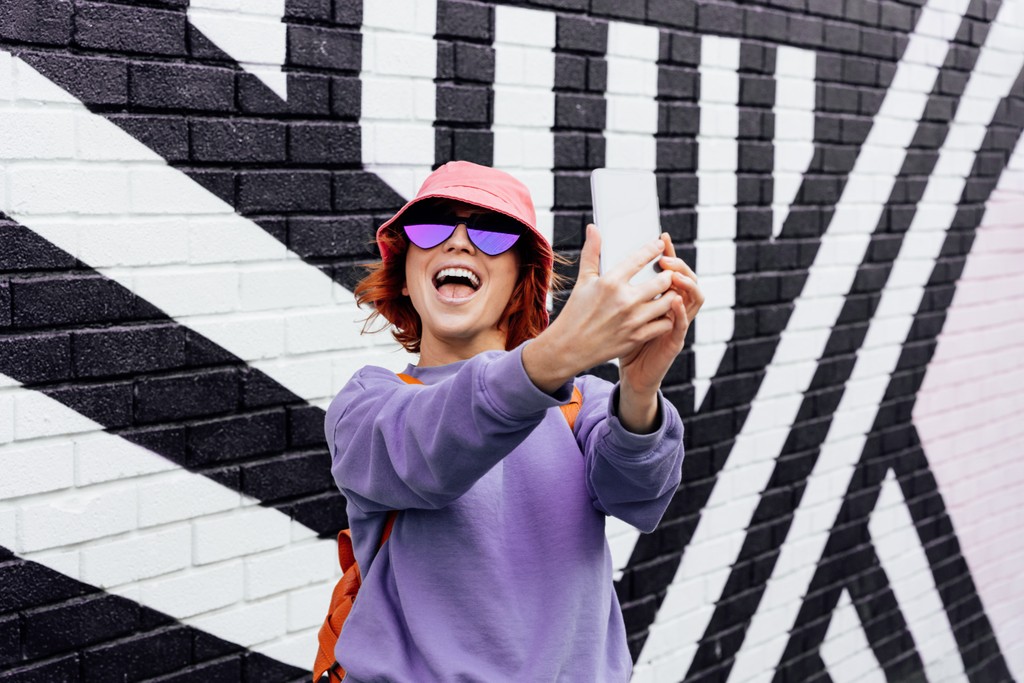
[1,0,1022,681]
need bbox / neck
[417,330,508,367]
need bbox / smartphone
[590,169,663,286]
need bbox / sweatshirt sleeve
[326,344,573,513]
[573,374,684,533]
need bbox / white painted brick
[18,484,138,552]
[373,34,436,78]
[495,6,555,47]
[244,541,336,599]
[188,12,281,66]
[188,595,287,647]
[0,51,14,101]
[257,628,319,669]
[131,268,240,316]
[0,440,74,500]
[188,216,287,264]
[188,315,286,361]
[699,104,739,138]
[0,110,76,159]
[700,35,740,70]
[75,435,177,487]
[14,391,98,441]
[0,505,16,549]
[364,122,435,166]
[192,507,291,565]
[239,265,334,311]
[250,355,333,404]
[493,87,554,128]
[129,166,232,214]
[80,524,191,588]
[27,547,81,580]
[189,0,240,11]
[137,470,241,528]
[362,77,423,120]
[51,217,190,268]
[607,97,657,133]
[8,164,130,215]
[363,0,429,32]
[139,560,244,618]
[284,309,365,354]
[287,582,334,632]
[607,22,659,60]
[75,114,162,161]
[604,134,655,170]
[0,393,13,445]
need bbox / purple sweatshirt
[325,342,684,682]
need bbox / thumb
[578,224,601,280]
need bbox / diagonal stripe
[0,50,411,411]
[870,470,968,681]
[726,3,1024,678]
[771,46,816,239]
[187,0,287,99]
[820,589,887,683]
[636,0,972,673]
[359,0,438,200]
[0,373,339,669]
[692,35,740,410]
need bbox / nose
[443,223,476,254]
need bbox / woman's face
[401,202,521,365]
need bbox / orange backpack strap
[560,385,583,432]
[397,372,423,385]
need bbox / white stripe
[0,51,412,409]
[188,0,288,100]
[772,46,816,239]
[727,1,1023,679]
[636,0,971,676]
[604,21,659,170]
[693,35,740,410]
[359,0,438,199]
[0,375,338,669]
[820,589,887,683]
[492,6,556,247]
[871,471,967,681]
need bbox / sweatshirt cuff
[603,384,673,455]
[479,342,574,420]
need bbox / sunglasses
[401,207,523,256]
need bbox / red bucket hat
[375,161,554,275]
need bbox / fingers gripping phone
[590,169,663,286]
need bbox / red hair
[354,219,558,355]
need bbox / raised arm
[326,346,573,514]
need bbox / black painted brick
[436,84,491,124]
[327,75,360,120]
[556,54,588,90]
[0,222,75,272]
[437,0,493,41]
[591,0,645,20]
[657,140,696,171]
[10,274,137,328]
[238,72,331,116]
[696,0,742,35]
[0,613,19,667]
[74,1,186,55]
[454,42,495,82]
[241,451,334,500]
[659,102,699,135]
[0,279,10,328]
[72,324,186,378]
[184,329,237,367]
[333,172,406,211]
[0,0,73,45]
[452,129,493,165]
[288,25,361,70]
[0,560,91,614]
[740,76,775,107]
[288,122,360,164]
[659,66,697,100]
[647,0,696,28]
[438,41,455,79]
[134,368,240,423]
[43,381,134,428]
[0,654,79,682]
[186,409,287,467]
[0,333,71,383]
[154,656,244,682]
[286,0,332,20]
[282,490,348,535]
[556,15,607,53]
[289,215,375,259]
[788,13,824,46]
[554,172,594,208]
[23,593,139,658]
[130,62,234,112]
[556,93,605,129]
[19,51,129,105]
[823,20,860,53]
[81,627,192,683]
[191,119,287,164]
[288,404,327,448]
[238,171,333,213]
[745,7,788,41]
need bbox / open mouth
[433,266,481,300]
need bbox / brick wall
[1,0,1022,681]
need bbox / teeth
[435,267,480,288]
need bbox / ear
[401,284,409,296]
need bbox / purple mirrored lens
[404,223,456,249]
[468,229,521,256]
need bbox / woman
[326,161,703,681]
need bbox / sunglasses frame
[399,205,525,256]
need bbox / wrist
[617,384,660,434]
[522,331,575,394]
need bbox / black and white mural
[1,0,1023,680]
